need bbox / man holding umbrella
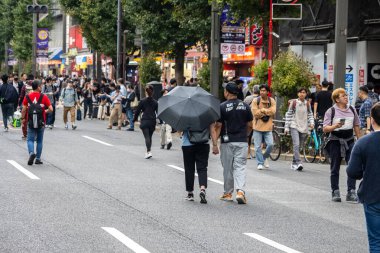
[211,82,253,204]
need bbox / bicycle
[303,120,329,163]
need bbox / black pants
[328,140,356,192]
[182,144,210,192]
[141,125,155,152]
[83,98,93,119]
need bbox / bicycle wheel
[318,133,330,164]
[303,135,317,163]
[270,131,281,161]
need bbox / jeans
[127,108,134,130]
[220,142,248,194]
[83,98,93,119]
[46,104,56,126]
[27,127,45,160]
[364,202,380,253]
[182,144,209,192]
[290,128,307,165]
[253,131,273,165]
[1,103,15,128]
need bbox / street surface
[0,108,369,253]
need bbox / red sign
[250,24,263,46]
[359,68,365,86]
[69,25,83,50]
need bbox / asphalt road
[0,109,369,253]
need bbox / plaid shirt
[359,98,372,129]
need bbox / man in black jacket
[0,74,18,132]
[347,103,380,253]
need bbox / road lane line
[102,227,150,253]
[244,233,303,253]
[168,165,224,185]
[82,136,113,147]
[6,160,40,180]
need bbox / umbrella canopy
[157,86,220,131]
[147,81,162,85]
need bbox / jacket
[61,88,78,107]
[251,97,276,132]
[0,83,18,104]
[133,97,158,122]
[285,99,314,133]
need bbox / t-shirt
[323,104,360,139]
[22,92,51,123]
[218,99,253,143]
[315,90,333,118]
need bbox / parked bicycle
[303,119,329,163]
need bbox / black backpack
[26,94,45,129]
[189,128,210,144]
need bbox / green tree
[250,59,269,86]
[139,53,161,85]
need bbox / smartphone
[340,118,346,125]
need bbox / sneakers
[35,159,43,165]
[332,190,342,202]
[72,125,77,130]
[160,145,165,149]
[144,152,152,159]
[291,163,298,170]
[297,164,303,171]
[200,190,207,204]
[65,124,69,130]
[4,127,9,132]
[167,142,172,150]
[185,193,194,201]
[220,193,233,202]
[346,189,359,203]
[264,158,270,168]
[126,128,134,131]
[257,164,264,170]
[48,125,53,130]
[28,154,36,166]
[236,190,247,204]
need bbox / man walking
[358,86,373,135]
[251,84,276,170]
[125,84,136,131]
[285,87,315,171]
[160,88,173,149]
[347,103,380,253]
[211,82,253,204]
[0,74,18,132]
[61,80,79,130]
[22,80,52,165]
[323,88,361,202]
[314,80,333,120]
[43,77,56,129]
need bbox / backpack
[330,106,356,126]
[288,99,311,113]
[189,128,210,144]
[26,94,45,129]
[256,97,272,108]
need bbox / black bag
[76,108,82,121]
[256,97,272,122]
[92,106,99,119]
[26,94,45,129]
[189,128,210,144]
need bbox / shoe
[144,152,152,159]
[28,154,36,166]
[264,158,270,168]
[35,160,43,165]
[49,125,53,130]
[257,164,264,170]
[297,164,303,171]
[236,190,247,204]
[346,189,359,203]
[167,142,172,150]
[291,164,298,170]
[65,124,69,130]
[126,128,134,131]
[72,125,77,130]
[107,126,112,130]
[185,193,194,201]
[160,145,165,149]
[332,190,342,202]
[220,193,233,202]
[22,136,27,141]
[200,190,207,204]
[4,127,8,132]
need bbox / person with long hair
[133,85,158,159]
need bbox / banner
[220,5,246,55]
[7,48,17,66]
[37,28,49,59]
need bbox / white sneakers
[144,152,152,159]
[264,158,270,168]
[291,163,304,171]
[257,164,264,170]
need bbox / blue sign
[345,74,353,83]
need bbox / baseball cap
[222,82,239,95]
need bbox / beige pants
[98,104,106,119]
[63,106,76,124]
[109,104,122,128]
[160,123,173,145]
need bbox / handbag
[76,108,82,121]
[131,97,139,108]
[189,128,210,144]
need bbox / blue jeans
[253,131,273,165]
[364,202,380,253]
[46,104,55,125]
[27,127,45,160]
[1,103,15,128]
[127,108,134,130]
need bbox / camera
[222,135,230,143]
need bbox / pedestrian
[366,82,379,105]
[21,80,53,165]
[285,87,315,171]
[244,84,260,159]
[168,78,177,89]
[117,78,128,126]
[251,84,276,170]
[323,88,361,202]
[0,74,19,132]
[60,80,79,130]
[159,88,173,150]
[125,84,136,131]
[42,77,56,129]
[211,82,253,204]
[82,82,94,119]
[347,102,380,253]
[19,75,34,140]
[313,80,333,120]
[133,85,158,159]
[358,86,373,135]
[106,84,123,130]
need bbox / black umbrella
[157,86,220,131]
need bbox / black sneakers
[332,190,342,202]
[346,189,359,203]
[185,193,194,201]
[28,154,36,166]
[35,160,43,165]
[200,190,207,204]
[167,142,172,150]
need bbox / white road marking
[244,233,303,253]
[168,165,224,185]
[102,227,150,253]
[82,136,113,147]
[6,160,40,180]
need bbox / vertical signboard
[220,5,245,55]
[345,73,354,105]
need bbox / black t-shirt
[315,90,332,118]
[218,99,253,143]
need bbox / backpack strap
[257,97,271,108]
[37,94,44,104]
[292,99,297,111]
[330,107,335,126]
[26,95,33,105]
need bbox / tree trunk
[174,46,186,86]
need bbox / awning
[49,47,63,60]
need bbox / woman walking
[82,82,94,119]
[133,85,158,159]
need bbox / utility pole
[268,0,273,88]
[333,0,348,89]
[210,0,220,98]
[116,0,122,80]
[123,30,128,84]
[32,0,38,78]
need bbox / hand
[334,122,344,129]
[212,145,219,155]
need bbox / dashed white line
[82,136,114,147]
[102,227,150,253]
[7,160,40,180]
[244,233,303,253]
[168,165,224,185]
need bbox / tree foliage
[139,53,161,85]
[250,59,269,86]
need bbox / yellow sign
[38,30,48,40]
